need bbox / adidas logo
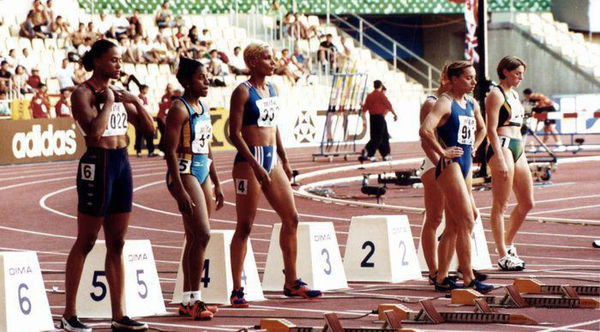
[267,153,272,157]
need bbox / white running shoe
[60,316,91,332]
[507,245,519,259]
[498,255,525,271]
[553,145,567,152]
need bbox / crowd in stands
[0,0,362,119]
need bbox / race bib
[255,96,280,127]
[457,115,475,145]
[191,120,212,154]
[100,102,128,137]
[510,102,524,125]
[178,158,191,174]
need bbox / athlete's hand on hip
[282,160,293,181]
[443,146,463,159]
[214,186,224,210]
[393,113,398,121]
[253,166,272,187]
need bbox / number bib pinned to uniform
[100,102,128,137]
[255,97,280,127]
[191,120,212,154]
[457,115,475,145]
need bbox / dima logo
[12,124,77,159]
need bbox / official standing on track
[361,80,398,161]
[228,42,322,308]
[164,58,224,320]
[486,56,534,271]
[62,39,155,332]
[419,60,493,293]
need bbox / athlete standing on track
[419,60,493,293]
[164,58,224,320]
[228,43,322,307]
[62,39,155,332]
[486,56,534,271]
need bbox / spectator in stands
[135,85,157,157]
[228,46,248,75]
[188,25,200,45]
[86,21,99,41]
[31,0,50,37]
[20,11,44,39]
[340,36,354,58]
[157,84,174,152]
[523,88,564,151]
[318,34,337,73]
[155,1,172,28]
[207,49,227,86]
[119,37,135,63]
[5,49,17,73]
[55,88,71,117]
[50,16,70,46]
[56,58,76,92]
[27,68,42,89]
[96,12,112,35]
[153,34,172,64]
[126,22,137,40]
[294,13,318,39]
[281,12,297,38]
[274,48,299,84]
[0,61,12,90]
[78,37,93,59]
[141,36,160,64]
[0,91,9,116]
[29,83,50,118]
[11,65,31,95]
[18,48,35,75]
[128,8,144,36]
[268,0,286,39]
[112,10,130,39]
[360,80,398,161]
[71,23,87,49]
[73,62,87,84]
[129,35,146,63]
[104,26,118,40]
[291,45,312,76]
[199,29,213,48]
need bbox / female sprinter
[62,39,155,331]
[165,57,224,320]
[419,60,493,293]
[485,56,533,271]
[228,43,322,307]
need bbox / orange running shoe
[178,303,191,317]
[283,279,322,299]
[190,301,214,320]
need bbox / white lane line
[0,246,68,256]
[0,225,75,239]
[478,194,600,211]
[529,204,600,215]
[252,304,373,316]
[142,322,239,331]
[538,318,600,332]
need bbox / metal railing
[331,13,441,92]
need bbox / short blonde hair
[243,42,271,68]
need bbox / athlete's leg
[506,153,535,247]
[436,204,457,283]
[63,213,103,318]
[102,212,130,320]
[437,163,475,284]
[263,164,300,286]
[488,148,515,258]
[230,162,261,289]
[420,169,445,279]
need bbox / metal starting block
[451,284,600,309]
[377,299,537,325]
[513,278,600,297]
[260,312,420,332]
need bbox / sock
[190,291,202,303]
[182,291,192,306]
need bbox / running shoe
[466,279,494,294]
[383,155,392,161]
[457,268,488,282]
[507,245,519,259]
[434,276,462,292]
[111,316,148,330]
[60,316,91,332]
[230,287,249,308]
[498,255,525,271]
[178,303,191,317]
[190,300,214,321]
[428,273,437,285]
[283,279,323,298]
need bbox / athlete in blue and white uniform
[228,43,321,308]
[486,56,534,271]
[164,58,223,320]
[420,60,493,293]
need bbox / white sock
[182,291,192,306]
[191,291,202,303]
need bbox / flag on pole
[464,0,479,63]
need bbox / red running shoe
[230,287,249,308]
[178,303,191,317]
[190,301,214,320]
[283,279,322,299]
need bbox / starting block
[260,313,419,332]
[262,222,347,292]
[417,213,492,272]
[0,251,54,332]
[377,299,537,325]
[76,240,166,318]
[451,284,600,309]
[343,215,421,282]
[171,230,265,305]
[513,278,600,297]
